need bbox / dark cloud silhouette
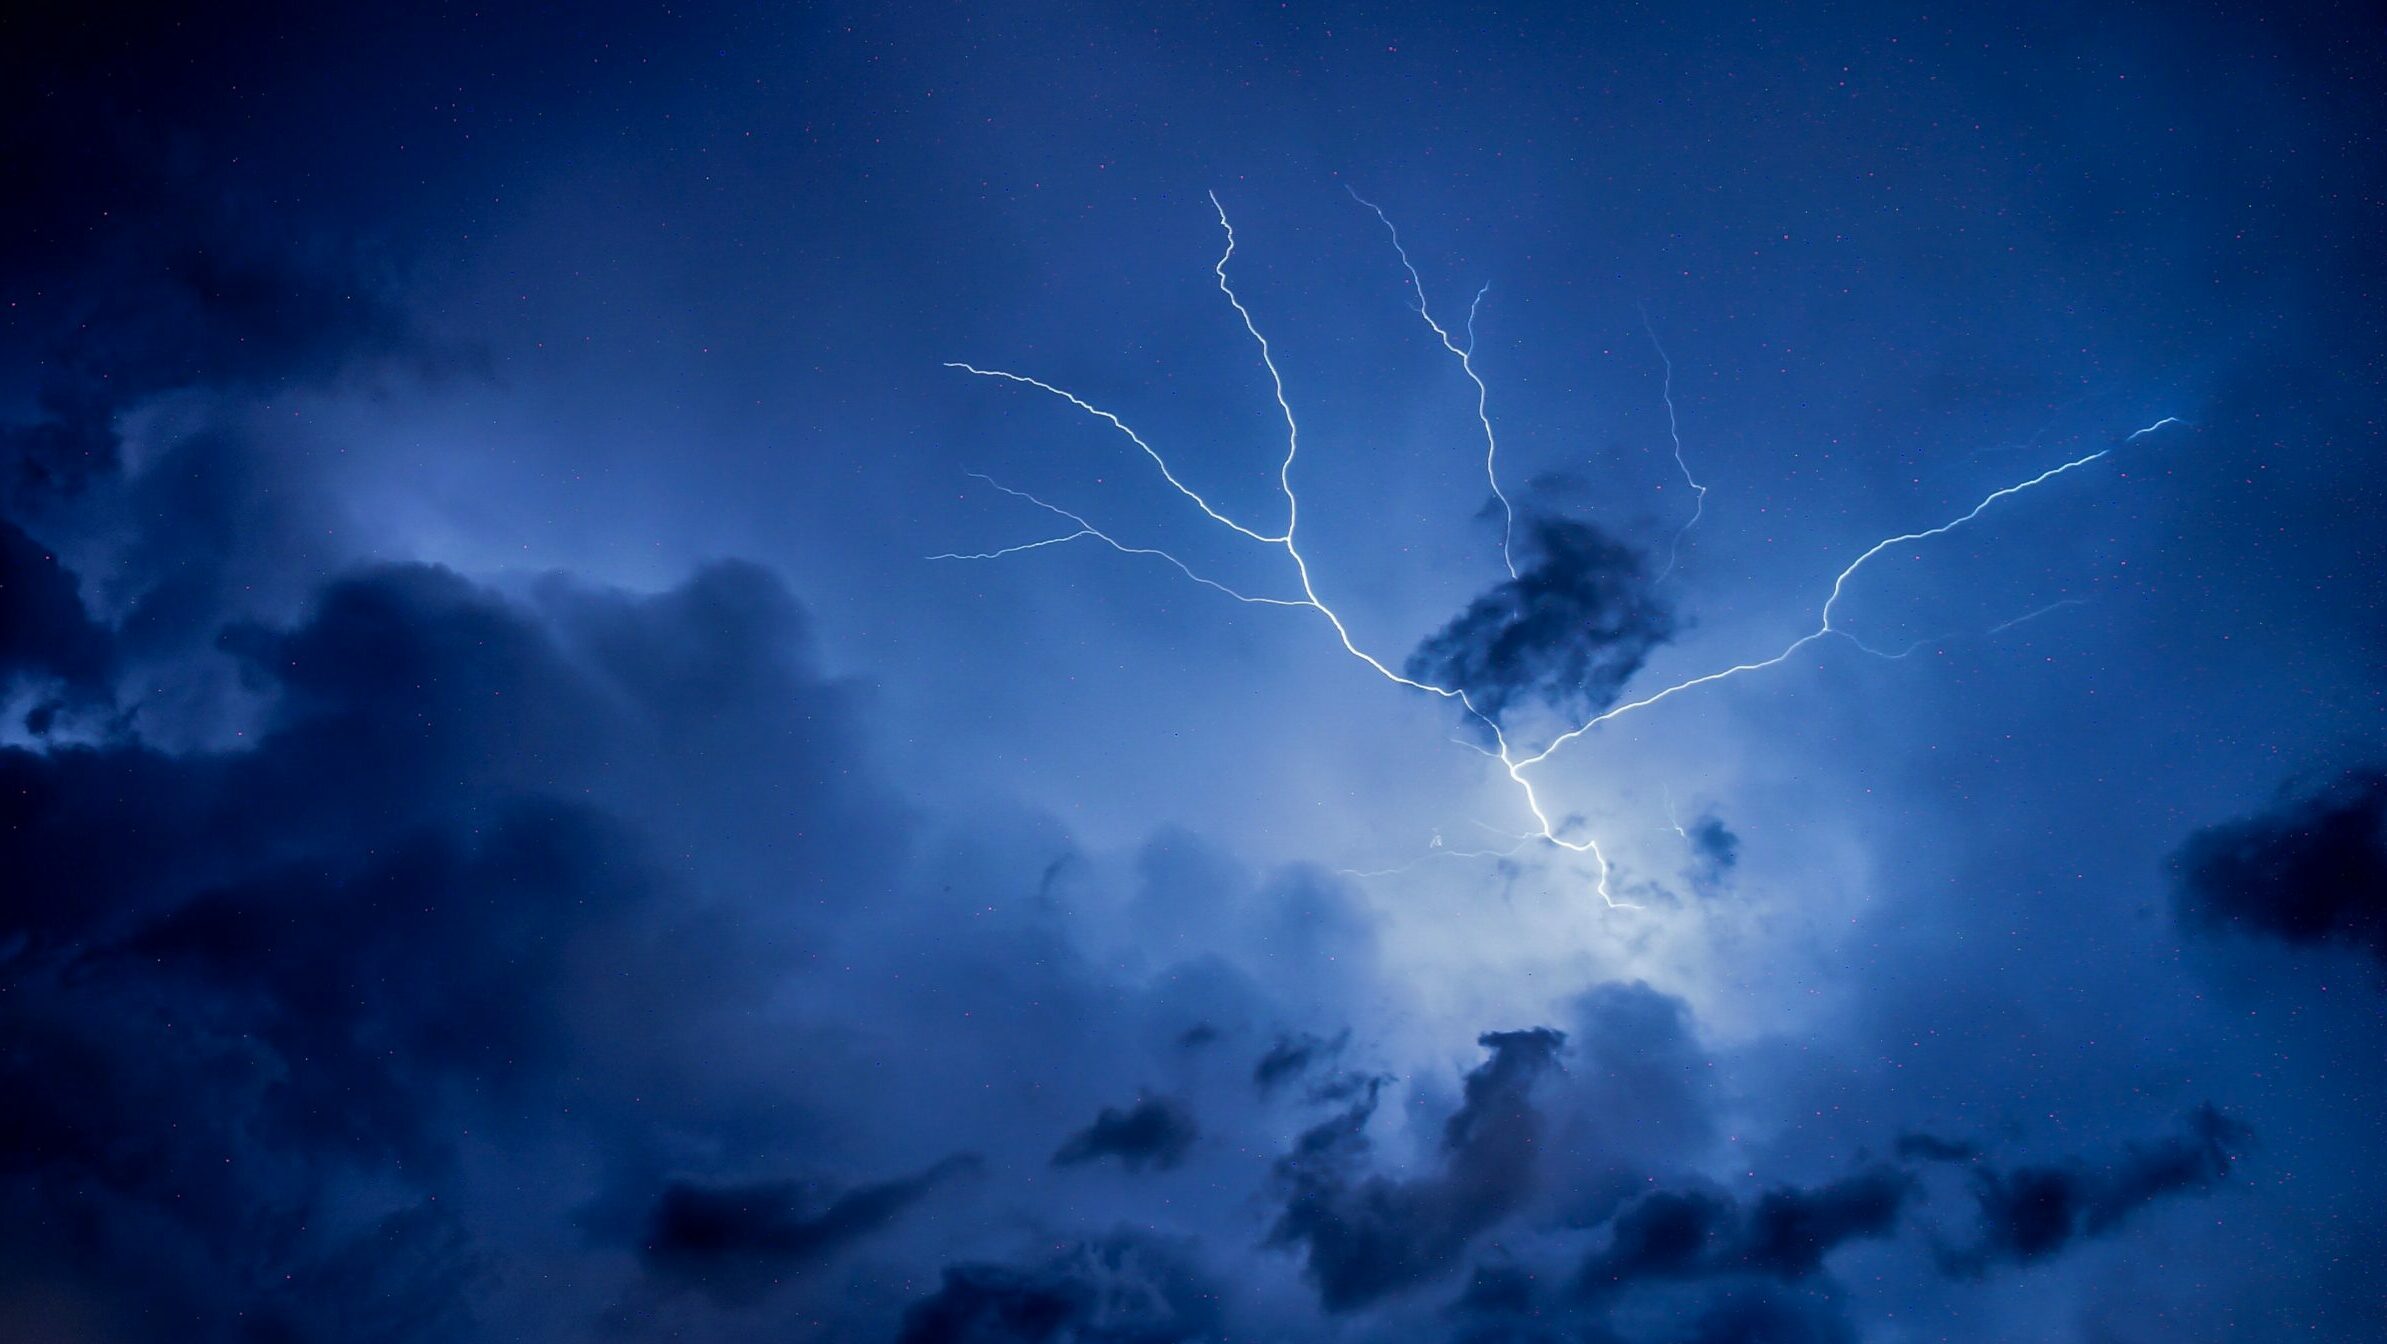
[1052,1095,1199,1172]
[1,3,459,501]
[1575,1170,1910,1295]
[1270,1028,1565,1312]
[0,197,428,511]
[896,1232,1221,1344]
[0,14,457,701]
[1736,1170,1911,1281]
[1254,1029,1349,1095]
[0,551,900,1334]
[1446,1101,2250,1344]
[2173,771,2387,963]
[1940,1106,2251,1274]
[0,517,112,702]
[640,1157,980,1305]
[1458,1236,1872,1344]
[1407,519,1677,727]
[1581,1189,1732,1287]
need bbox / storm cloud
[1924,1105,2253,1274]
[639,1157,981,1305]
[1052,1095,1199,1172]
[895,1232,1222,1344]
[6,4,2380,1341]
[1269,1028,1566,1311]
[2173,771,2387,964]
[1407,518,1677,728]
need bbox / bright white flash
[937,194,2183,908]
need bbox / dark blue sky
[4,3,2383,1341]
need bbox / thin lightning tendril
[937,194,2183,909]
[927,474,1309,607]
[1347,186,1518,579]
[1641,307,1707,583]
[1839,598,2091,661]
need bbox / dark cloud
[0,551,899,1334]
[1579,1190,1733,1288]
[1446,1101,2249,1343]
[2173,770,2387,964]
[0,201,429,510]
[639,1157,980,1305]
[1547,982,1720,1195]
[1269,1028,1565,1312]
[1407,519,1677,728]
[1685,815,1738,894]
[0,517,111,700]
[1575,1170,1910,1295]
[1941,1106,2251,1274]
[1052,1095,1199,1173]
[896,1232,1221,1344]
[0,17,452,686]
[1254,1029,1349,1095]
[1734,1170,1911,1281]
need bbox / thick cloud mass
[1407,519,1676,728]
[1627,1174,1885,1286]
[2173,771,2387,962]
[0,519,111,697]
[1052,1095,1199,1172]
[1925,1105,2253,1273]
[0,556,901,1332]
[640,1158,981,1305]
[1253,1029,1351,1097]
[7,4,2384,1341]
[1270,1028,1566,1311]
[895,1233,1221,1344]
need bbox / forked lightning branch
[935,191,2182,907]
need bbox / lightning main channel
[936,193,2181,908]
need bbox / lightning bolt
[936,193,2183,908]
[1346,186,1518,579]
[1641,307,1708,583]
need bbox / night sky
[4,4,2384,1341]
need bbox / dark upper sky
[4,3,2384,1341]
